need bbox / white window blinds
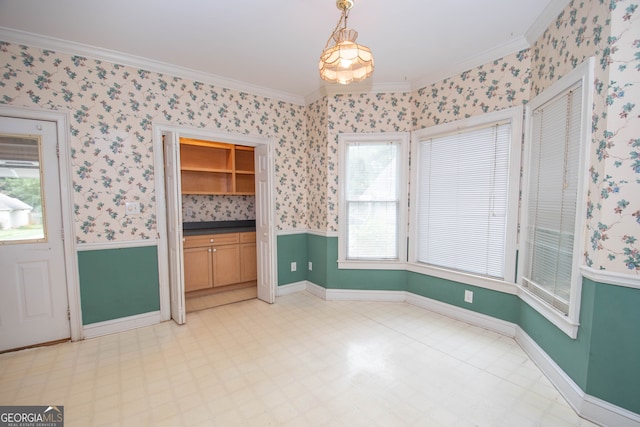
[521,83,583,316]
[345,142,400,260]
[416,122,512,278]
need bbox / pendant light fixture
[318,0,374,85]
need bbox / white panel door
[255,143,275,303]
[0,116,69,352]
[163,132,185,324]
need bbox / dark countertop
[183,220,256,236]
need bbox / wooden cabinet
[240,232,257,283]
[180,138,255,195]
[183,231,256,293]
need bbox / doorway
[0,111,80,351]
[153,125,277,325]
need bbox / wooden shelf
[179,138,255,195]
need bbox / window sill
[338,260,408,270]
[407,263,518,295]
[517,287,579,339]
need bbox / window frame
[518,58,594,339]
[408,107,523,293]
[338,132,409,269]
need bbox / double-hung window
[338,133,409,266]
[518,58,593,338]
[410,107,522,287]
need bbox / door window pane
[0,134,46,243]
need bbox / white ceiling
[0,0,568,104]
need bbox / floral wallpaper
[0,0,636,274]
[601,0,640,271]
[531,0,639,273]
[305,97,329,232]
[181,195,254,222]
[413,50,532,129]
[324,92,413,232]
[0,42,307,242]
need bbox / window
[338,133,409,266]
[410,108,522,287]
[518,58,593,338]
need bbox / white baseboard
[516,327,640,427]
[276,281,308,296]
[405,292,517,338]
[305,282,327,300]
[325,288,406,302]
[277,280,639,426]
[82,311,161,339]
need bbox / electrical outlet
[464,290,473,303]
[291,262,297,272]
[308,261,313,271]
[186,206,193,217]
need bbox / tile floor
[0,292,599,426]
[185,286,257,313]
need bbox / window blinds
[416,122,511,278]
[345,142,399,260]
[522,83,583,315]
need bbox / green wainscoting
[276,232,640,415]
[407,273,520,323]
[77,245,160,325]
[586,280,640,414]
[277,233,308,285]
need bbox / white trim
[581,266,640,290]
[338,261,408,270]
[276,281,309,297]
[76,239,158,251]
[405,292,517,337]
[516,326,640,427]
[152,123,278,322]
[581,394,640,427]
[0,27,305,106]
[0,105,82,342]
[82,311,161,339]
[325,288,406,302]
[407,263,519,295]
[524,0,571,46]
[518,57,594,338]
[410,106,523,286]
[338,132,410,264]
[412,37,529,93]
[305,282,328,300]
[308,229,338,238]
[518,288,579,339]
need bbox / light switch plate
[125,201,141,215]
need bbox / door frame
[152,123,278,322]
[0,105,82,342]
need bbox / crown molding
[411,35,530,92]
[525,0,571,45]
[0,26,306,106]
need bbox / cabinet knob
[210,238,214,243]
[208,248,212,253]
[213,248,217,252]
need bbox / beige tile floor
[0,292,598,426]
[186,286,258,313]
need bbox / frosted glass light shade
[319,28,374,84]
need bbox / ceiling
[0,0,568,104]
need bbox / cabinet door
[183,247,213,292]
[212,245,241,287]
[240,243,257,282]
